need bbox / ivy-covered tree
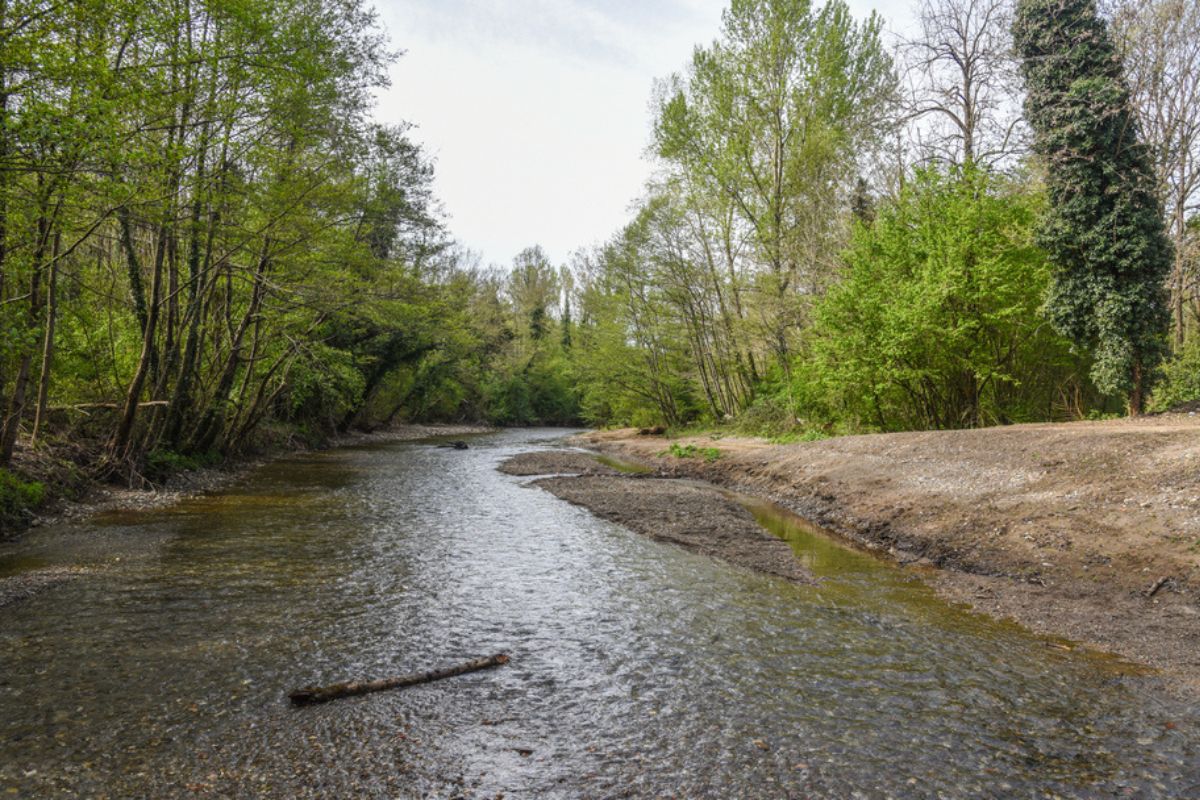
[1013,0,1173,413]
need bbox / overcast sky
[374,0,916,268]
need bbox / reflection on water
[0,429,1196,798]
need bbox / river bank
[0,423,493,610]
[2,423,494,538]
[576,414,1200,690]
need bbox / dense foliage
[0,0,578,497]
[567,0,1191,433]
[1014,0,1173,412]
[2,0,1196,515]
[806,167,1091,430]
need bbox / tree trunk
[1129,359,1145,417]
[0,20,9,410]
[188,237,271,453]
[31,234,60,446]
[108,224,168,465]
[0,197,52,464]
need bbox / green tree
[808,166,1085,430]
[573,216,702,428]
[1014,0,1173,413]
[654,0,895,372]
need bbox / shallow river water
[1,429,1197,798]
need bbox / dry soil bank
[578,415,1200,689]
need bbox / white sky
[374,0,918,268]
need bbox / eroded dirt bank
[577,415,1200,688]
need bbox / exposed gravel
[503,450,814,584]
[497,450,623,476]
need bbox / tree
[654,0,895,372]
[1013,0,1172,413]
[809,166,1083,429]
[507,246,559,343]
[1107,0,1200,347]
[902,0,1025,168]
[572,216,702,428]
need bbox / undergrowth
[660,442,723,462]
[0,469,46,529]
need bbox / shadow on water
[0,428,1196,798]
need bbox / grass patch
[659,442,723,462]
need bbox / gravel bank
[500,450,813,583]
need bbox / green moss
[0,469,46,524]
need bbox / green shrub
[0,469,46,523]
[806,166,1089,431]
[1150,336,1200,412]
[661,442,722,462]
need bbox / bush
[0,469,46,524]
[661,442,722,462]
[805,166,1088,431]
[1150,337,1200,412]
[736,395,800,439]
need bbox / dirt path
[579,415,1200,689]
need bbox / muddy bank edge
[578,416,1200,689]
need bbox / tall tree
[1014,0,1172,413]
[654,0,895,372]
[1107,0,1200,347]
[903,0,1025,167]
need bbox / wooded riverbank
[579,416,1200,690]
[0,424,493,540]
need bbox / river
[1,429,1196,798]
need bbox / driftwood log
[289,653,510,706]
[435,440,469,450]
[1145,576,1171,598]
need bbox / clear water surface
[0,429,1196,798]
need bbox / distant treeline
[0,0,579,494]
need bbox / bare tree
[901,0,1025,168]
[1107,0,1200,346]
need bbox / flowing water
[0,429,1196,798]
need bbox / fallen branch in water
[288,653,510,706]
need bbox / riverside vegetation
[2,0,1199,529]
